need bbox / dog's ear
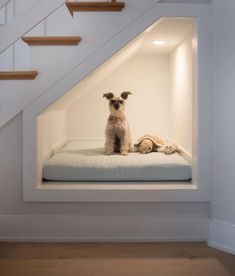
[120,91,132,100]
[103,92,114,100]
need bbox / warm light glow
[152,40,167,46]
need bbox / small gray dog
[103,91,132,155]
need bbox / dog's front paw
[105,149,114,155]
[121,151,128,156]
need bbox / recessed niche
[38,17,194,184]
[22,4,212,202]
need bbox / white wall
[0,0,211,242]
[169,36,193,156]
[67,53,170,142]
[65,39,193,153]
[0,114,209,240]
[0,0,38,24]
[0,0,38,26]
[209,0,235,254]
[37,110,67,182]
[38,110,67,161]
[0,0,39,70]
[0,115,209,241]
[0,1,72,70]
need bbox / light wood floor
[0,242,235,276]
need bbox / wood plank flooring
[0,242,235,276]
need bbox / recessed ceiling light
[152,40,167,46]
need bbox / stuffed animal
[134,134,180,154]
[134,134,164,154]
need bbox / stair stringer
[0,0,161,128]
[22,3,212,202]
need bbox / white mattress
[43,141,192,182]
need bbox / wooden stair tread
[0,71,38,80]
[66,2,125,15]
[22,36,82,46]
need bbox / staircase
[21,36,82,46]
[0,0,162,128]
[66,2,125,15]
[0,71,38,80]
[0,1,124,80]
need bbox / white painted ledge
[22,3,212,202]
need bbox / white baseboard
[42,140,68,161]
[208,219,235,255]
[0,215,208,242]
[179,148,192,164]
[68,137,105,142]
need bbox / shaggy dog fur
[103,91,132,155]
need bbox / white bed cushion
[43,141,192,182]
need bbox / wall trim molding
[208,219,235,255]
[22,3,212,202]
[0,214,208,242]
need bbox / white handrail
[0,0,11,9]
[0,0,67,54]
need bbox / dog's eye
[111,100,115,104]
[148,147,151,150]
[119,100,124,104]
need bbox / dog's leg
[128,131,133,152]
[105,132,115,155]
[120,132,129,156]
[129,141,134,153]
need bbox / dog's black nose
[114,103,119,109]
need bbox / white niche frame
[23,3,212,202]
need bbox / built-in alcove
[38,17,194,184]
[23,4,212,202]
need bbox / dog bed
[42,140,192,182]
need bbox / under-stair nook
[6,2,211,203]
[0,0,212,202]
